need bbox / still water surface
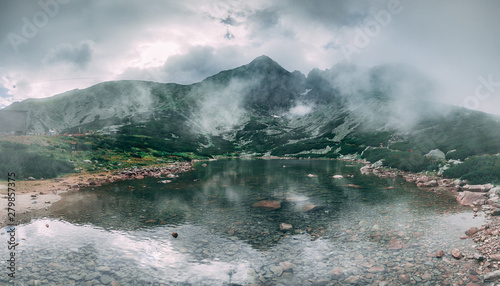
[1,159,482,285]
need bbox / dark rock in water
[172,232,178,238]
[436,250,445,258]
[302,204,326,212]
[491,208,500,216]
[252,200,281,209]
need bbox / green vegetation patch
[443,155,500,185]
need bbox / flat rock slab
[252,200,281,209]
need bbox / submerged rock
[465,227,479,236]
[252,200,281,209]
[280,223,292,230]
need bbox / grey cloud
[42,41,94,69]
[221,15,240,26]
[249,8,280,30]
[224,30,235,40]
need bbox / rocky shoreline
[359,160,500,283]
[0,161,193,227]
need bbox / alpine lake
[0,159,484,285]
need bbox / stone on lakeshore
[489,253,500,261]
[489,187,500,195]
[424,180,438,187]
[388,239,403,250]
[398,274,410,284]
[466,227,479,236]
[252,200,281,210]
[452,249,463,259]
[343,276,360,284]
[100,275,114,285]
[491,208,500,216]
[425,149,445,160]
[484,270,500,281]
[457,191,487,206]
[329,267,344,279]
[302,204,325,212]
[280,223,293,230]
[421,272,432,281]
[279,261,293,271]
[436,250,445,258]
[367,266,385,273]
[463,184,492,192]
[270,265,283,276]
[360,166,372,173]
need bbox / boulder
[491,208,500,216]
[463,184,492,192]
[436,250,445,258]
[451,249,463,259]
[302,204,325,212]
[489,187,500,195]
[465,227,479,236]
[252,200,281,210]
[360,166,372,173]
[484,270,500,281]
[457,191,488,206]
[425,149,446,160]
[280,223,293,230]
[424,180,438,187]
[332,175,343,179]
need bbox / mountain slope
[3,55,500,170]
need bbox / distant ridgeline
[0,110,27,135]
[2,56,500,183]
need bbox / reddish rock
[388,239,403,250]
[329,267,344,279]
[457,191,487,206]
[367,266,385,273]
[280,223,293,230]
[172,232,178,238]
[452,249,463,259]
[436,250,445,258]
[279,262,293,271]
[252,200,281,210]
[466,227,479,236]
[489,253,500,261]
[398,274,410,284]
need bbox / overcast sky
[1,0,500,115]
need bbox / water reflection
[0,159,483,285]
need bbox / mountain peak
[247,55,284,71]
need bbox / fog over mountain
[1,1,500,115]
[4,56,500,161]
